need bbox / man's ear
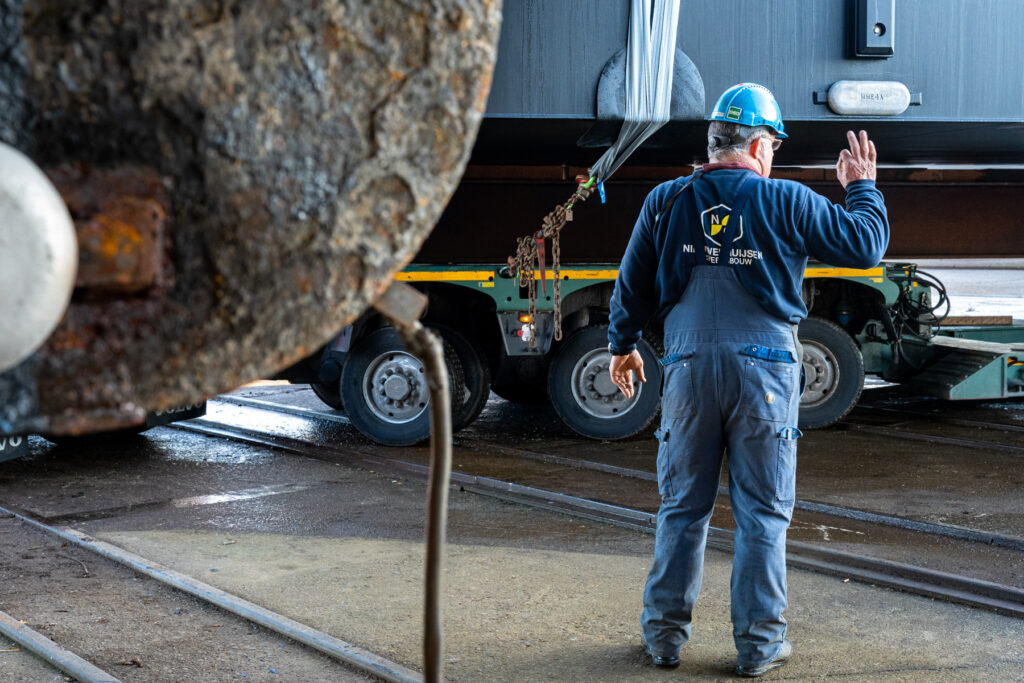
[748,137,762,157]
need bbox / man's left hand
[837,129,877,188]
[610,350,646,398]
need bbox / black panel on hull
[419,172,1024,262]
[473,118,1024,168]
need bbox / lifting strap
[589,0,682,184]
[507,0,682,345]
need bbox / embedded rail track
[840,420,1024,455]
[0,500,421,683]
[0,600,122,683]
[857,405,1024,434]
[845,404,1024,454]
[216,394,1024,552]
[191,395,1024,619]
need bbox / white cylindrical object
[0,142,78,372]
[827,80,911,116]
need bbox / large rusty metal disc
[1,0,501,434]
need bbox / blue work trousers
[641,266,801,669]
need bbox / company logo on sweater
[680,204,763,266]
[700,204,744,246]
[711,213,729,236]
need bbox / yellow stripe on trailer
[559,269,620,280]
[516,269,621,280]
[803,267,884,278]
[397,269,620,282]
[398,266,884,283]
[554,268,884,280]
[397,271,494,282]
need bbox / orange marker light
[518,314,532,324]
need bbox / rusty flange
[0,0,501,435]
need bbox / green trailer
[281,260,1024,445]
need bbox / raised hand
[837,130,877,188]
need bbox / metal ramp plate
[929,335,1024,354]
[910,338,1024,400]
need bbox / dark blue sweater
[608,168,890,355]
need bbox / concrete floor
[2,394,1024,680]
[0,514,375,683]
[224,385,1024,546]
[0,640,66,683]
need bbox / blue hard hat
[709,83,788,139]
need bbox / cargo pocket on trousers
[775,427,801,506]
[738,346,797,422]
[659,351,696,420]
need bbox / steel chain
[509,184,592,348]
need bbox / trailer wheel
[798,316,864,429]
[430,324,490,431]
[310,381,345,412]
[548,325,660,440]
[341,328,464,446]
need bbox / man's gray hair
[707,121,773,159]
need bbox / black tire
[341,328,464,446]
[491,383,549,404]
[547,325,661,440]
[797,316,864,429]
[430,324,490,431]
[310,380,345,412]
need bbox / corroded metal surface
[0,0,501,434]
[52,164,169,294]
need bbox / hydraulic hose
[394,321,452,683]
[374,282,452,683]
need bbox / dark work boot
[735,639,792,677]
[643,639,680,669]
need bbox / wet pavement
[1,383,1024,680]
[0,637,65,683]
[0,514,374,683]
[208,385,1024,589]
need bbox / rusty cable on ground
[59,553,90,578]
[508,180,594,347]
[373,282,452,683]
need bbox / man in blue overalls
[607,83,890,677]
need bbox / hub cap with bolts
[801,341,838,409]
[570,348,642,419]
[363,351,428,423]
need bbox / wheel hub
[383,375,411,401]
[363,351,427,423]
[570,348,642,419]
[801,341,839,409]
